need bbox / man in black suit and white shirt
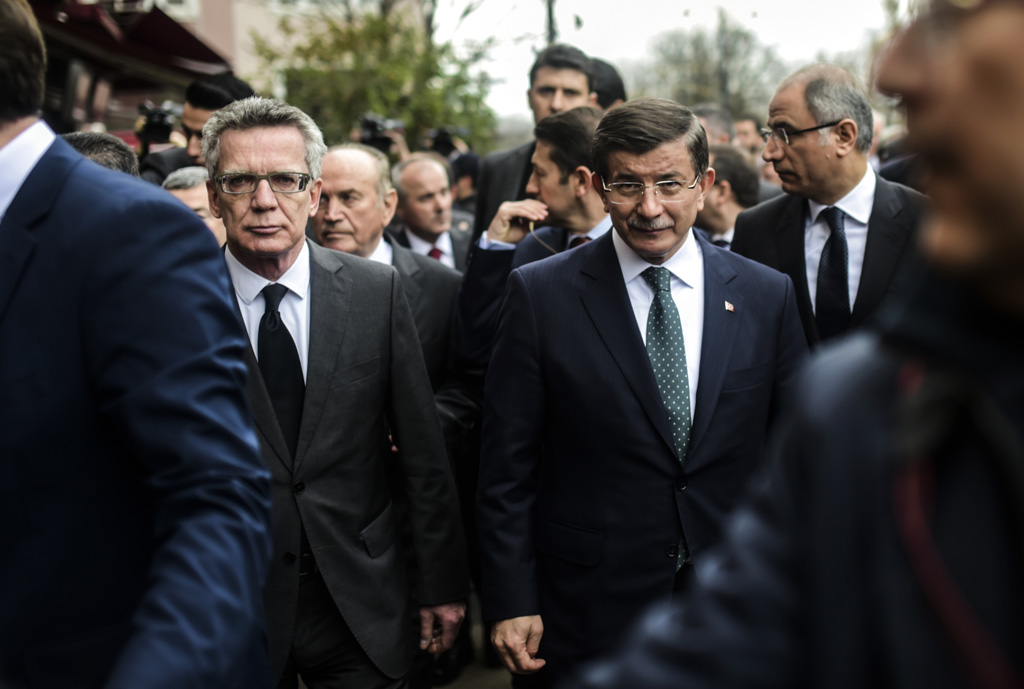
[731,64,927,347]
[205,98,468,689]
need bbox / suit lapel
[579,235,678,459]
[294,242,350,468]
[687,236,742,461]
[390,243,424,316]
[0,138,75,325]
[851,179,912,326]
[776,197,819,342]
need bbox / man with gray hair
[731,63,927,346]
[203,97,469,689]
[162,165,225,244]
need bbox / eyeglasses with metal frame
[215,172,312,194]
[601,175,702,205]
[759,120,843,146]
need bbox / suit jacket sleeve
[386,270,471,605]
[80,194,273,688]
[477,268,547,621]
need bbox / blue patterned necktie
[815,206,851,340]
[642,267,692,569]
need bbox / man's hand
[491,615,546,674]
[487,200,548,245]
[419,601,466,653]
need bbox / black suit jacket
[389,221,474,273]
[478,231,808,681]
[0,136,273,688]
[238,241,469,681]
[472,141,535,244]
[731,176,926,346]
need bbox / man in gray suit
[204,97,469,689]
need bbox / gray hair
[327,143,393,206]
[162,165,209,191]
[202,96,327,180]
[783,64,873,153]
[391,153,451,204]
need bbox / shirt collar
[225,240,311,305]
[807,166,876,226]
[368,234,394,265]
[566,216,613,249]
[612,225,703,288]
[0,121,56,223]
[405,228,453,258]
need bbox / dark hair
[692,103,735,142]
[708,144,759,209]
[534,106,603,182]
[451,151,480,183]
[592,98,708,181]
[0,0,46,124]
[735,113,763,131]
[62,132,140,177]
[591,58,626,109]
[529,44,593,93]
[185,73,256,111]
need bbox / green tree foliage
[630,9,789,120]
[252,8,495,151]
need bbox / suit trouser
[278,570,408,689]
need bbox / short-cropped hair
[782,64,874,153]
[185,73,256,111]
[709,144,760,209]
[202,97,327,180]
[62,131,140,177]
[162,166,210,191]
[392,152,452,204]
[533,106,603,182]
[592,98,708,180]
[530,44,593,92]
[328,143,393,205]
[0,0,46,124]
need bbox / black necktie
[712,238,729,249]
[815,207,851,341]
[258,284,305,458]
[568,235,592,249]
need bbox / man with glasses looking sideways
[477,98,807,689]
[731,64,927,347]
[205,97,468,689]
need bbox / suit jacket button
[665,545,679,558]
[676,479,687,491]
[283,552,296,564]
[293,482,305,495]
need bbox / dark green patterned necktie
[642,266,692,460]
[642,266,691,570]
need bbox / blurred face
[311,149,395,257]
[596,137,713,265]
[169,184,226,246]
[208,126,321,279]
[762,83,837,202]
[181,102,215,165]
[525,140,576,227]
[396,160,452,242]
[734,119,762,155]
[876,1,1024,292]
[528,67,595,123]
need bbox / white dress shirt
[613,228,704,418]
[225,241,312,380]
[367,234,394,265]
[805,167,876,311]
[405,229,456,269]
[0,121,55,223]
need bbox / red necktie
[568,235,591,249]
[428,247,443,261]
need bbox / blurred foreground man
[568,2,1024,687]
[0,2,273,687]
[204,98,467,689]
[478,98,807,689]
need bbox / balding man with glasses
[477,98,807,689]
[731,64,927,347]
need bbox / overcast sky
[433,0,896,121]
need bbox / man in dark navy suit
[0,3,273,687]
[477,98,808,689]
